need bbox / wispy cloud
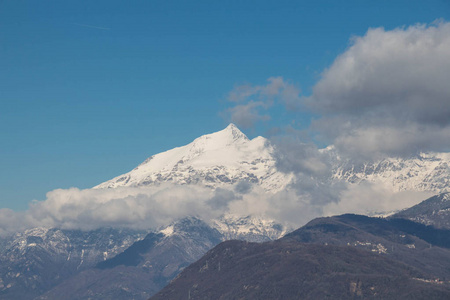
[222,77,301,129]
[71,23,111,30]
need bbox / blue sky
[1,0,449,211]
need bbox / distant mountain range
[2,124,450,299]
[331,150,450,193]
[0,228,146,300]
[2,193,449,299]
[0,214,288,299]
[37,217,221,300]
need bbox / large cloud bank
[0,180,431,236]
[308,21,450,159]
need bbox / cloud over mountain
[222,21,450,160]
[0,180,430,236]
[3,22,449,236]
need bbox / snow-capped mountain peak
[205,123,249,145]
[170,123,250,161]
[94,124,291,191]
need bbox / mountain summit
[94,124,292,191]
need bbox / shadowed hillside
[152,240,450,300]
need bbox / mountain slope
[393,192,450,229]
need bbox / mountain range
[0,228,146,300]
[2,124,450,299]
[94,123,450,195]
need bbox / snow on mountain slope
[156,215,289,243]
[94,124,292,192]
[210,214,289,242]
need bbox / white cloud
[322,181,433,217]
[227,101,271,129]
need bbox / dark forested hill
[152,240,450,300]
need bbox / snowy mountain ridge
[330,151,450,193]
